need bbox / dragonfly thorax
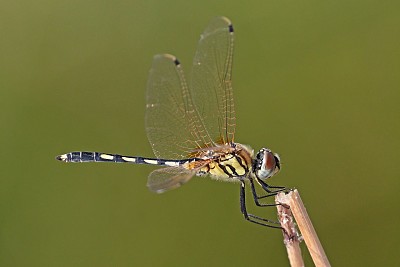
[252,148,281,180]
[196,143,254,181]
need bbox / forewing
[147,167,196,193]
[191,16,236,145]
[145,54,213,159]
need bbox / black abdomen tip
[55,153,69,162]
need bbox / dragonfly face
[57,16,286,229]
[253,148,281,180]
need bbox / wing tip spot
[174,58,180,66]
[228,24,234,33]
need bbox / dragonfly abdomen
[56,151,190,167]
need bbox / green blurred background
[1,0,399,266]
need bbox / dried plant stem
[276,192,304,267]
[276,190,331,267]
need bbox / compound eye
[264,151,276,172]
[255,149,280,179]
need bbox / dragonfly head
[253,148,280,180]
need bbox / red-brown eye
[253,148,281,179]
[264,151,276,171]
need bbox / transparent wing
[146,17,235,159]
[145,54,214,159]
[191,16,236,145]
[147,167,196,193]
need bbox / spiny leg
[255,177,286,200]
[239,181,282,229]
[248,176,281,208]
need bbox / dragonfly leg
[248,176,281,207]
[239,181,282,229]
[255,178,287,200]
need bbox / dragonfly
[56,16,286,229]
